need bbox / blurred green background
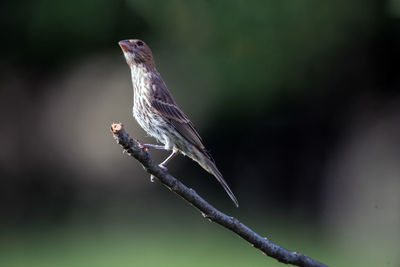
[1,0,399,266]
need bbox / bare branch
[110,122,328,267]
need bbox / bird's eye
[137,41,143,46]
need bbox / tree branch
[110,122,328,267]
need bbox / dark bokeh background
[1,0,399,266]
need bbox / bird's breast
[130,65,176,148]
[130,68,164,144]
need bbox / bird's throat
[130,64,149,95]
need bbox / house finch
[118,39,239,207]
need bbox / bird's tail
[191,147,239,207]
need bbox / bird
[118,39,239,207]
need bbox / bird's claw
[149,165,168,182]
[135,139,148,150]
[158,164,168,172]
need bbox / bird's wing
[150,78,205,150]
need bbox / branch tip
[111,122,123,133]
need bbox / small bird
[118,39,238,207]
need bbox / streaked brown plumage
[118,39,238,207]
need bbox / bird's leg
[143,144,167,150]
[135,139,167,151]
[159,150,178,169]
[150,150,178,183]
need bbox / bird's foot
[158,164,168,172]
[149,165,168,183]
[135,139,148,150]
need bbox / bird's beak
[119,40,133,53]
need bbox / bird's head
[119,39,155,68]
